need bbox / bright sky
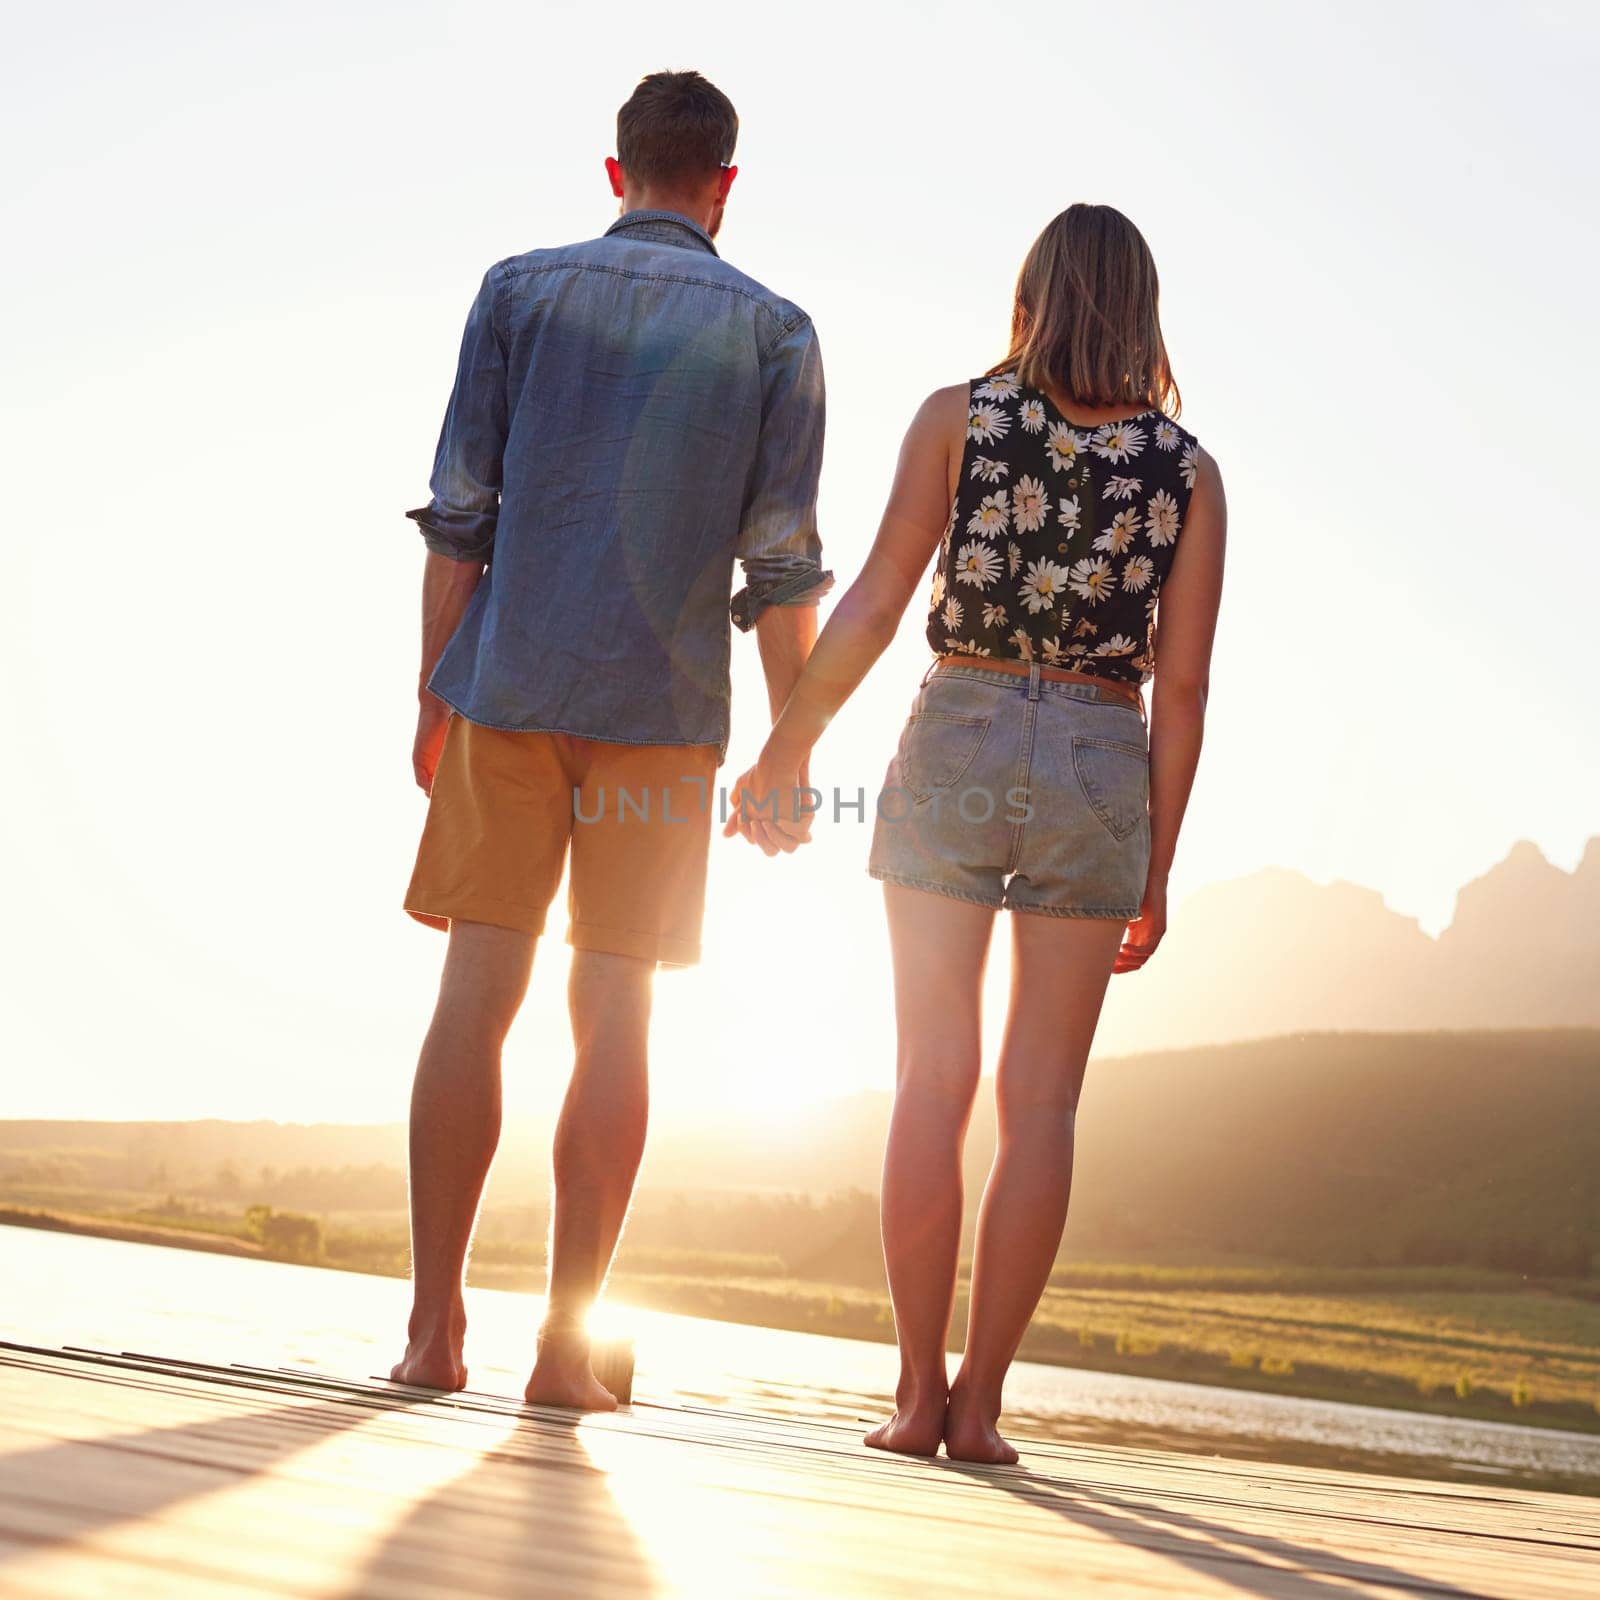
[3,1,1596,1127]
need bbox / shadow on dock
[947,1461,1504,1600]
[0,1394,409,1570]
[342,1412,661,1598]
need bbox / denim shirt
[407,210,831,760]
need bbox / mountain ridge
[1090,834,1599,1055]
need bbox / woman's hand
[723,741,814,856]
[1114,878,1167,973]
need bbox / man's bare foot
[943,1382,1019,1465]
[390,1302,468,1390]
[389,1344,468,1390]
[864,1397,947,1458]
[525,1331,619,1413]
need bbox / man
[395,70,829,1410]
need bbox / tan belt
[933,652,1144,712]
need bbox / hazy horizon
[3,1,1597,1126]
[1,838,1594,1127]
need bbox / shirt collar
[604,209,719,258]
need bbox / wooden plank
[0,1348,1595,1599]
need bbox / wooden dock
[0,1343,1595,1598]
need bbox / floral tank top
[926,374,1201,684]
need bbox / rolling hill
[4,1029,1594,1278]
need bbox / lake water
[4,1226,1598,1498]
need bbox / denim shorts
[867,662,1152,919]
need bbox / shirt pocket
[1072,736,1150,841]
[900,713,990,804]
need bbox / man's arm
[755,602,819,721]
[413,550,485,793]
[727,386,964,855]
[406,267,508,793]
[729,315,832,635]
[406,269,508,565]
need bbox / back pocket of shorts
[901,713,989,803]
[1072,736,1149,840]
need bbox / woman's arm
[1116,448,1227,972]
[725,385,964,854]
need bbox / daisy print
[1121,553,1155,592]
[974,371,1020,402]
[967,402,1010,444]
[1040,635,1068,665]
[1009,627,1035,659]
[1095,508,1140,556]
[966,492,1010,538]
[1154,419,1179,451]
[1017,397,1047,433]
[1102,475,1142,502]
[1012,475,1049,533]
[946,638,992,657]
[1057,495,1081,532]
[942,595,963,632]
[1018,558,1072,614]
[982,601,1008,629]
[969,455,1009,483]
[1044,422,1085,473]
[1145,488,1181,546]
[955,540,1003,589]
[1073,617,1098,638]
[1180,442,1200,489]
[1068,556,1117,604]
[1006,540,1022,577]
[1094,633,1138,656]
[1090,419,1147,462]
[929,568,947,609]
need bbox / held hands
[1114,877,1167,974]
[722,741,817,857]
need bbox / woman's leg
[945,912,1125,1463]
[865,884,996,1456]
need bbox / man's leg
[392,920,536,1390]
[525,948,654,1410]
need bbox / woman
[728,204,1226,1463]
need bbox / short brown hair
[993,204,1180,417]
[616,71,738,188]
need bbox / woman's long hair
[992,204,1180,417]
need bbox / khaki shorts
[405,715,717,967]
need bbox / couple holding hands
[395,70,1225,1464]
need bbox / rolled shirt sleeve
[405,269,508,564]
[730,315,832,632]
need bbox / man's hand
[412,550,485,794]
[1114,878,1167,974]
[413,695,452,795]
[723,742,815,857]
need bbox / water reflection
[4,1227,1597,1497]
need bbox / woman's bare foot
[525,1330,619,1413]
[864,1397,948,1458]
[943,1381,1019,1465]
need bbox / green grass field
[5,1200,1597,1431]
